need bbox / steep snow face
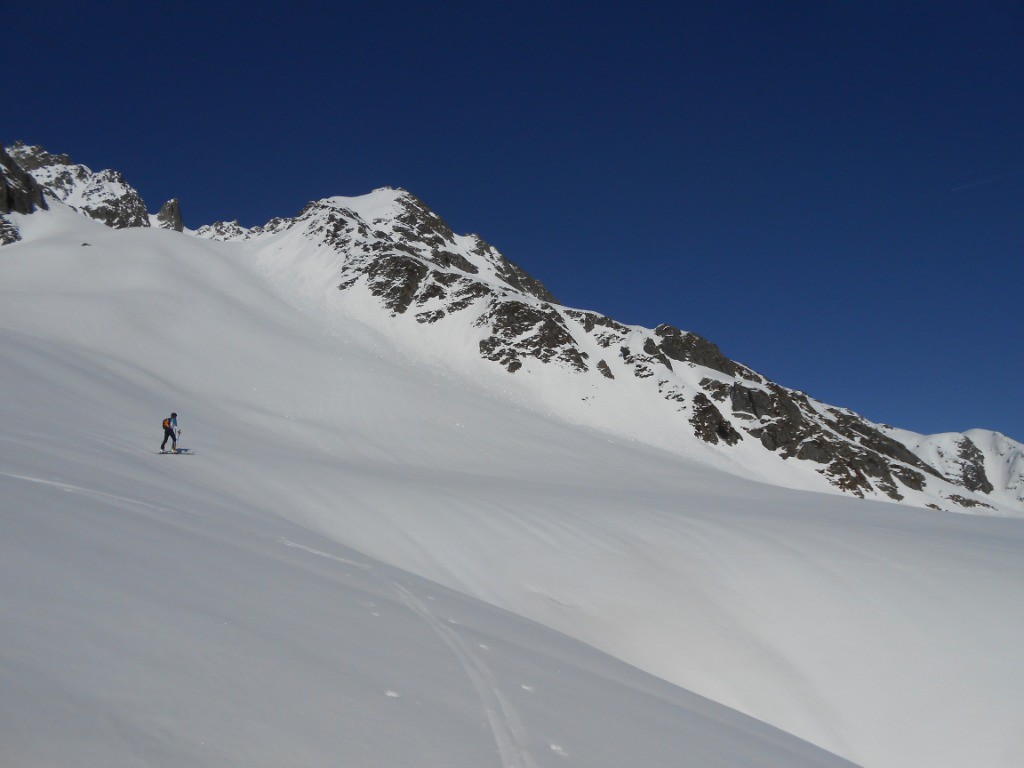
[6,141,150,228]
[3,207,1024,768]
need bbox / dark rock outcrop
[477,301,589,373]
[655,324,739,378]
[718,379,933,499]
[1,143,48,216]
[155,198,184,231]
[0,216,20,245]
[950,437,994,494]
[946,494,995,510]
[690,393,743,445]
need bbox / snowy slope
[4,446,852,768]
[3,204,1024,768]
[0,205,858,768]
[194,183,1024,515]
[7,141,1023,512]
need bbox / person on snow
[161,412,179,452]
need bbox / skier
[161,412,179,452]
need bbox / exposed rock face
[1,143,49,244]
[1,143,48,216]
[478,301,588,373]
[155,198,184,231]
[0,216,20,245]
[716,378,936,500]
[953,437,994,494]
[690,393,743,446]
[655,324,742,378]
[7,142,150,228]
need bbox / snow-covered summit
[198,186,556,302]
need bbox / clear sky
[7,1,1022,441]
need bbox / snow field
[2,207,1023,766]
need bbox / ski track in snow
[0,469,179,517]
[3,469,540,767]
[280,534,538,768]
[389,581,539,768]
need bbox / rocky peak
[1,143,49,244]
[7,141,150,229]
[154,198,184,231]
[1,143,49,215]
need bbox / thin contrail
[951,169,1024,192]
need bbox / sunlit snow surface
[2,205,1023,767]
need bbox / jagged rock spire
[155,198,184,231]
[0,142,49,244]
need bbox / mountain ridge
[2,140,1021,514]
[5,141,1024,768]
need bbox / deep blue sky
[7,1,1023,441]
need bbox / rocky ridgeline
[4,142,1021,510]
[198,187,1015,508]
[0,141,183,235]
